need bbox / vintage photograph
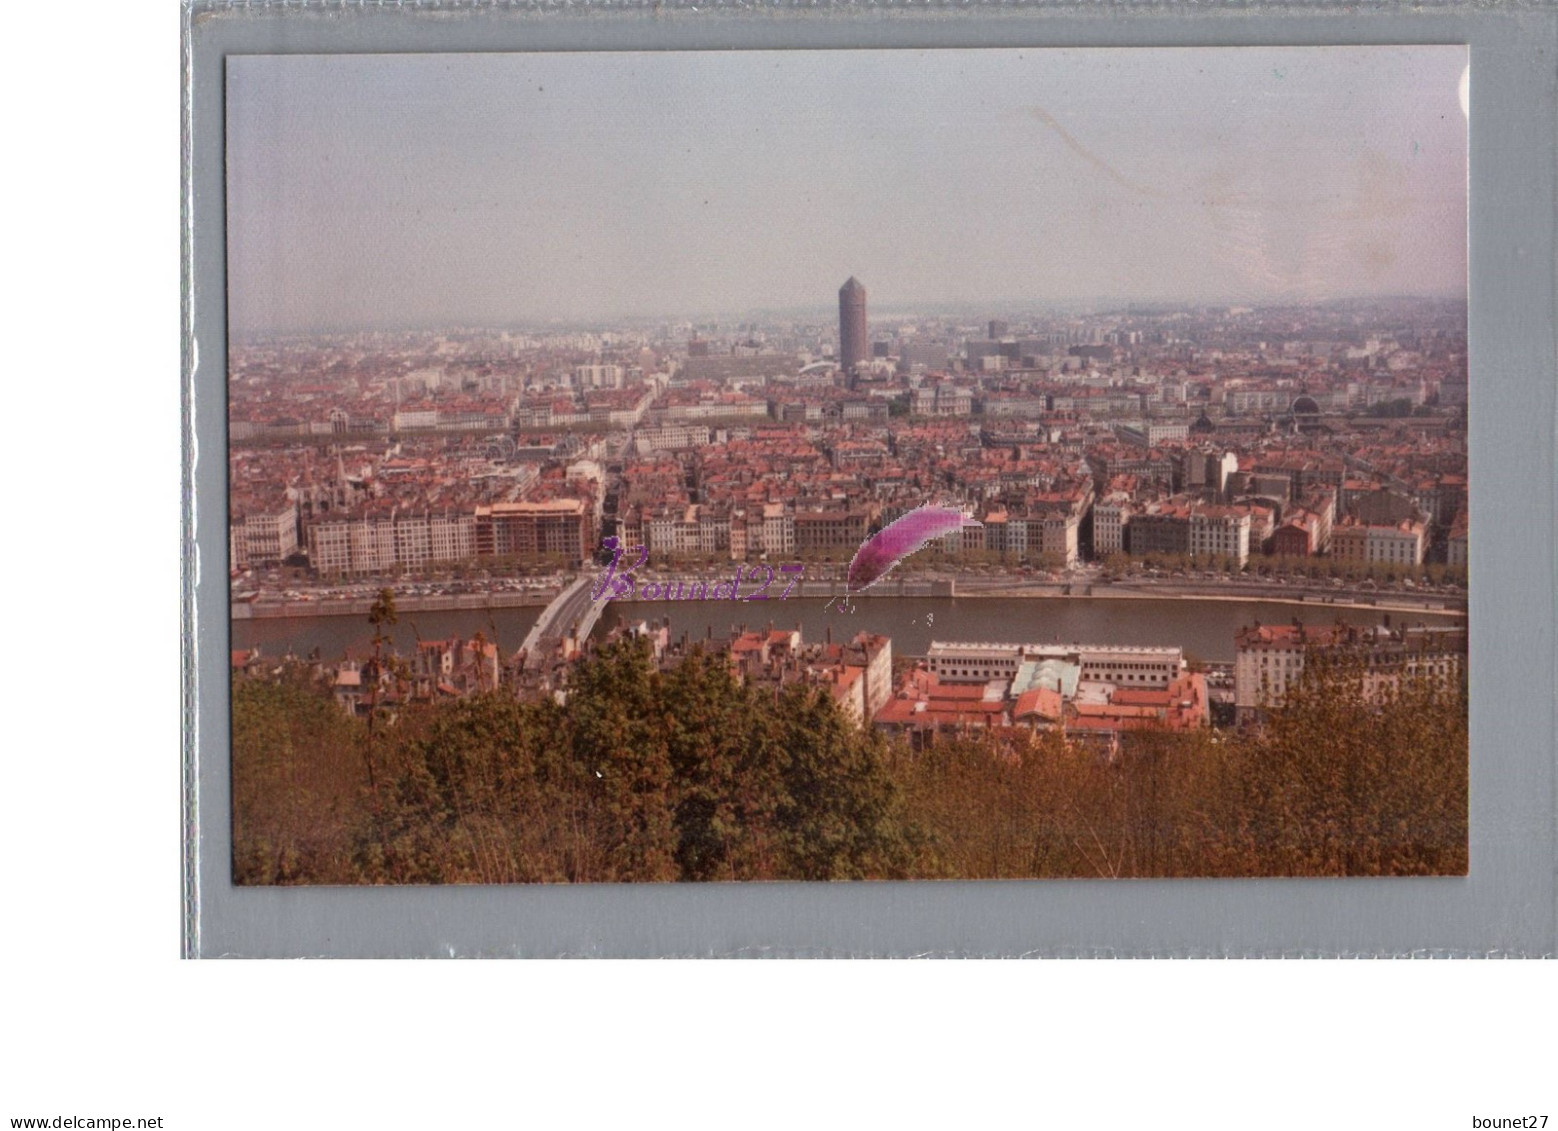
[226,46,1469,884]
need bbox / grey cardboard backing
[183,0,1557,958]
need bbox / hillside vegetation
[233,640,1467,884]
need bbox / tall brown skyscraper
[838,276,868,375]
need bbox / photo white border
[183,1,1556,958]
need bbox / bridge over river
[518,575,604,672]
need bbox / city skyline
[227,47,1468,335]
[230,292,1470,344]
[228,283,1471,885]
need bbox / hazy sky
[227,47,1467,333]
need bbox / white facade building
[1234,622,1466,722]
[307,511,475,575]
[927,641,1183,689]
[1330,520,1426,566]
[1188,507,1251,566]
[231,504,298,570]
[760,504,795,555]
[1038,513,1081,567]
[1092,498,1129,557]
[391,409,440,431]
[573,364,625,389]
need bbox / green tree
[771,686,912,879]
[660,650,785,880]
[564,637,680,881]
[231,629,1469,884]
[232,672,365,885]
[362,588,400,790]
[358,693,587,883]
[1224,657,1468,876]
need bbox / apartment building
[1091,496,1131,557]
[794,510,869,552]
[573,364,624,389]
[1329,518,1427,567]
[474,499,592,563]
[1233,620,1466,723]
[231,503,298,570]
[1037,512,1081,567]
[1188,506,1251,566]
[307,509,476,575]
[759,504,795,555]
[1447,510,1469,569]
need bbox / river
[232,606,543,660]
[232,594,1462,665]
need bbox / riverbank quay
[233,574,957,620]
[957,580,1465,616]
[598,575,956,603]
[233,588,558,620]
[233,571,1464,621]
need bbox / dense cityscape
[231,283,1468,756]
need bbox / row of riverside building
[303,500,594,575]
[245,611,1464,759]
